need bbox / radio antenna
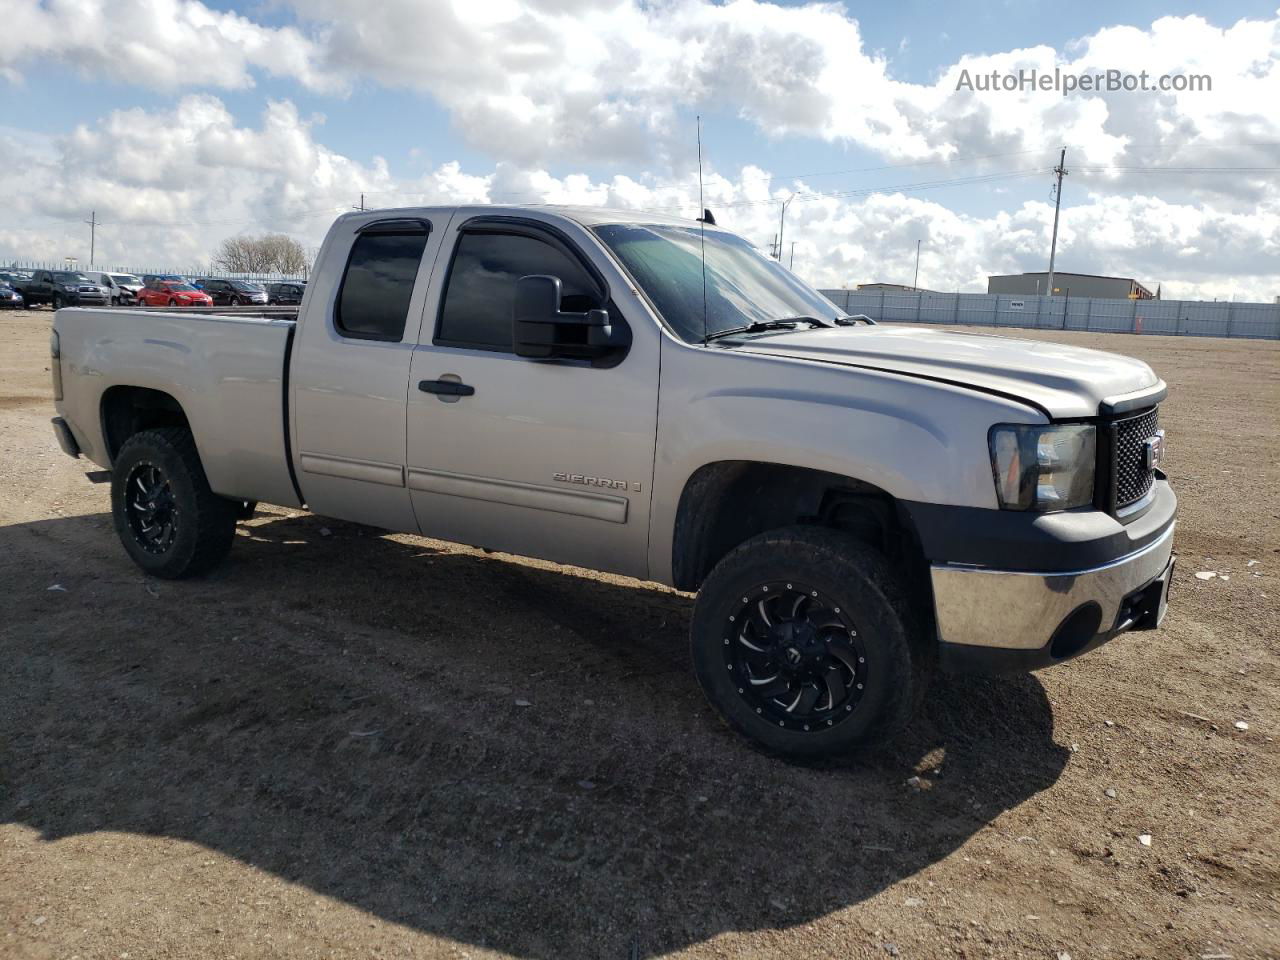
[697,114,709,344]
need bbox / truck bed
[53,307,302,508]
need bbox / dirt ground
[1,308,1277,960]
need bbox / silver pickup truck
[49,205,1176,757]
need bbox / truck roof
[334,204,715,231]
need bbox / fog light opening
[1049,603,1103,660]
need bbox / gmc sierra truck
[49,206,1176,757]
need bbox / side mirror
[512,275,624,361]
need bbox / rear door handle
[418,379,475,397]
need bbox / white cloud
[0,0,336,92]
[2,95,1276,301]
[4,2,1277,189]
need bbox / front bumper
[909,480,1177,673]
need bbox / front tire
[51,293,62,310]
[691,526,930,757]
[111,428,237,579]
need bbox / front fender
[647,339,1045,586]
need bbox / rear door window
[335,226,431,342]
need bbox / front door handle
[418,378,475,397]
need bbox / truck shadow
[1,510,1069,957]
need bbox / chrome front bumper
[931,521,1176,662]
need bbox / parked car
[141,274,186,287]
[0,270,32,287]
[84,271,144,305]
[17,269,109,308]
[134,279,214,307]
[0,281,23,309]
[198,278,269,306]
[49,205,1176,758]
[265,281,305,305]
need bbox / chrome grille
[1114,407,1159,507]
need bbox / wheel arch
[670,460,932,608]
[100,385,191,465]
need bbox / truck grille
[1113,407,1159,507]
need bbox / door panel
[405,214,659,579]
[290,214,448,531]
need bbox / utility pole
[84,211,99,266]
[776,195,794,260]
[354,194,365,211]
[789,241,796,270]
[912,239,921,290]
[1046,148,1068,296]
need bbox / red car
[135,279,214,307]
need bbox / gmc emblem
[1143,431,1166,471]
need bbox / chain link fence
[819,290,1280,340]
[6,261,307,285]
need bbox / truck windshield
[594,222,841,343]
[54,272,91,284]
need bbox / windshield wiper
[833,313,877,326]
[704,317,828,343]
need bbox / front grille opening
[1113,407,1159,507]
[1049,602,1103,660]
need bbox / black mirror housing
[513,275,624,361]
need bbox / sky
[1,0,1277,300]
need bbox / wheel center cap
[784,646,802,666]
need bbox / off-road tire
[691,525,931,757]
[111,428,236,579]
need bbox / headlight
[989,424,1095,511]
[63,284,78,291]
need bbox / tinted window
[336,230,429,341]
[437,232,601,350]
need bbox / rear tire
[691,526,931,757]
[111,428,237,579]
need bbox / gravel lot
[2,309,1277,959]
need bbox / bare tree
[213,233,309,275]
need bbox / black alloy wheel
[691,526,929,756]
[124,461,179,555]
[110,428,237,578]
[724,582,867,731]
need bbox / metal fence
[6,261,307,285]
[819,290,1280,340]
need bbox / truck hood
[733,324,1162,418]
